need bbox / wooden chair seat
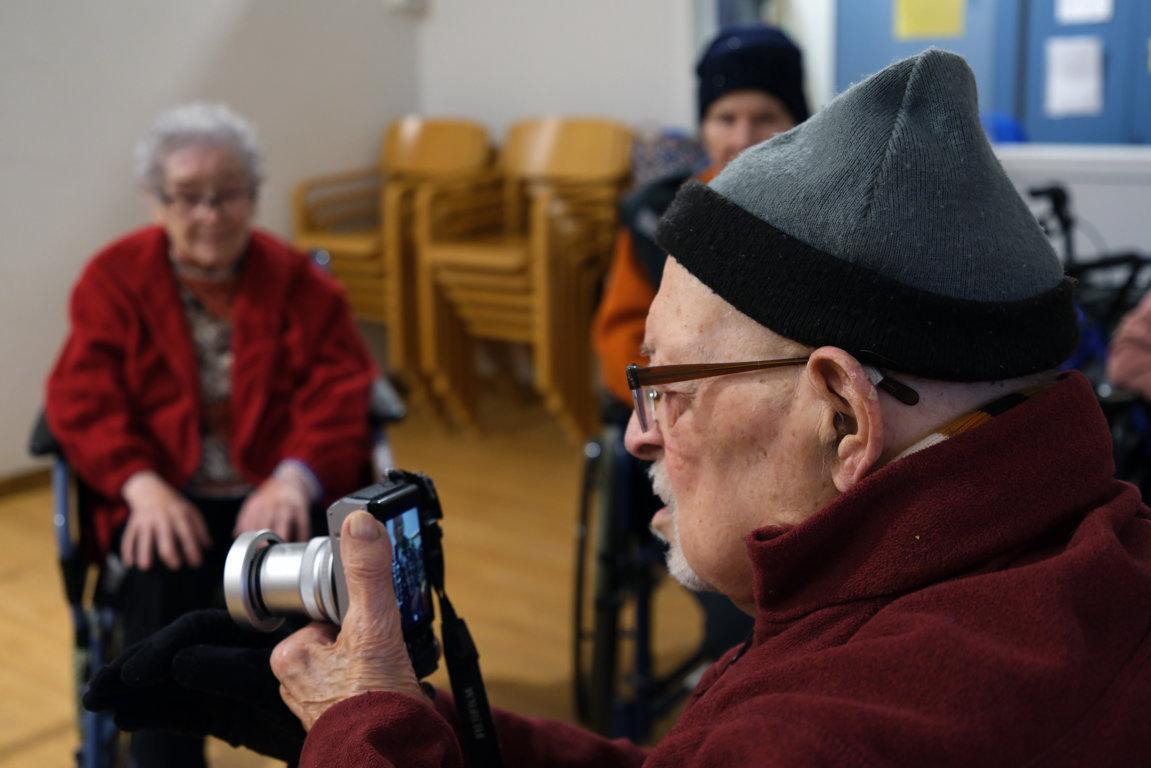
[444,286,534,309]
[427,269,533,293]
[296,232,383,263]
[422,236,529,273]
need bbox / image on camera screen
[386,507,431,630]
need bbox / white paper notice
[1055,0,1113,25]
[1045,36,1104,117]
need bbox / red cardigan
[46,225,376,558]
[302,373,1151,766]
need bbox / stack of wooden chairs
[292,117,492,406]
[294,115,632,441]
[414,117,631,440]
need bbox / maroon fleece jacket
[302,373,1151,767]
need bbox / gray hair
[134,102,264,192]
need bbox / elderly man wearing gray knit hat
[88,50,1151,767]
[269,48,1151,766]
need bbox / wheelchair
[29,416,126,768]
[28,376,405,768]
[572,401,751,742]
[1032,184,1151,500]
[1063,254,1151,500]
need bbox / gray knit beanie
[656,49,1078,382]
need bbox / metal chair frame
[28,372,405,767]
[1032,183,1151,498]
[29,416,126,767]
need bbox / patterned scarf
[895,379,1059,460]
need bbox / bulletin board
[834,0,1151,144]
[1022,0,1142,142]
[835,0,1021,118]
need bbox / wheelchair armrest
[371,376,407,425]
[28,410,61,457]
[1064,251,1147,279]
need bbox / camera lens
[224,530,339,631]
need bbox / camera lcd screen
[386,506,432,631]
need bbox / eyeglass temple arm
[864,367,920,406]
[627,361,919,406]
[626,358,810,388]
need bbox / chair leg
[417,258,478,432]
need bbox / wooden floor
[0,390,702,766]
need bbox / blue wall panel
[1132,1,1151,143]
[1021,0,1139,142]
[835,0,1015,115]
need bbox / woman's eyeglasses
[157,187,254,217]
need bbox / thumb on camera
[340,510,398,628]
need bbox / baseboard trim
[0,467,51,497]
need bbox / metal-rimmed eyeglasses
[157,187,255,217]
[625,358,920,433]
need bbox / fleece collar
[747,372,1122,622]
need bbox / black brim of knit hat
[656,181,1079,382]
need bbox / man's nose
[734,120,759,153]
[624,408,661,461]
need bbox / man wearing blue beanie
[595,24,810,405]
[90,51,1151,766]
[593,23,812,678]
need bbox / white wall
[412,0,838,136]
[997,145,1151,261]
[772,0,836,110]
[415,0,698,136]
[0,0,418,477]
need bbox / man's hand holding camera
[272,510,433,729]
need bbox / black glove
[82,608,305,762]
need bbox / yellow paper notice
[894,0,966,39]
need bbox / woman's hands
[233,471,312,542]
[121,463,312,571]
[121,470,212,570]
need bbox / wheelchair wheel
[572,423,707,741]
[74,555,130,768]
[573,430,619,734]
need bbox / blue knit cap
[696,25,810,125]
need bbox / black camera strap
[390,470,505,768]
[437,589,504,768]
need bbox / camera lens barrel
[224,530,339,632]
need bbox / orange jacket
[592,166,718,403]
[592,230,658,403]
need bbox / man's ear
[804,347,885,492]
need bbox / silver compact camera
[222,472,442,678]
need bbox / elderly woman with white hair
[45,102,375,767]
